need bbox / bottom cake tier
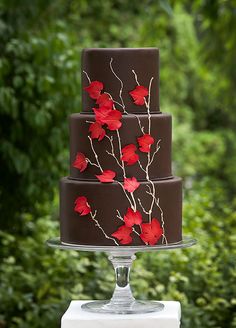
[60,177,182,246]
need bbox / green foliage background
[0,0,236,327]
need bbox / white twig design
[105,135,123,169]
[116,129,126,178]
[109,58,128,114]
[134,114,145,134]
[83,70,91,84]
[138,160,146,173]
[90,211,119,245]
[88,136,103,173]
[146,182,156,222]
[146,77,154,135]
[132,70,140,86]
[86,157,100,169]
[130,192,137,211]
[104,91,124,109]
[116,181,134,209]
[137,198,149,215]
[149,139,161,166]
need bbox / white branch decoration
[83,70,91,84]
[149,139,161,166]
[104,91,124,109]
[137,198,149,215]
[90,210,119,245]
[146,77,154,135]
[109,58,128,114]
[146,182,156,222]
[130,192,137,211]
[134,114,145,134]
[138,160,146,173]
[88,136,103,173]
[116,129,126,178]
[132,70,140,86]
[154,197,168,245]
[116,181,134,210]
[105,135,123,169]
[86,157,100,169]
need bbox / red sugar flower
[102,109,122,130]
[93,107,122,131]
[137,134,154,153]
[121,144,139,165]
[96,93,114,110]
[129,85,148,106]
[140,218,163,245]
[89,122,106,141]
[124,208,142,227]
[96,170,116,183]
[73,152,88,172]
[123,177,140,193]
[93,107,111,125]
[84,81,103,99]
[74,196,91,216]
[111,225,133,245]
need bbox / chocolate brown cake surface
[59,48,182,246]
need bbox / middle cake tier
[70,112,172,180]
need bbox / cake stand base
[47,237,196,315]
[81,300,164,314]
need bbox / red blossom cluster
[72,79,162,246]
[86,81,122,135]
[111,208,163,246]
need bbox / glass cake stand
[47,237,196,314]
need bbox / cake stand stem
[81,251,164,314]
[108,253,136,306]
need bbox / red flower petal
[137,134,154,153]
[72,152,88,172]
[96,170,116,183]
[93,107,111,125]
[111,225,133,245]
[124,208,142,227]
[93,108,122,131]
[96,93,114,109]
[84,81,103,99]
[89,122,106,141]
[102,109,122,131]
[129,85,148,106]
[121,144,139,165]
[140,218,163,245]
[123,177,140,193]
[74,196,91,216]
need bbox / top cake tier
[82,48,160,114]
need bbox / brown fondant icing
[69,113,172,181]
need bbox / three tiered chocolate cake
[60,48,182,246]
